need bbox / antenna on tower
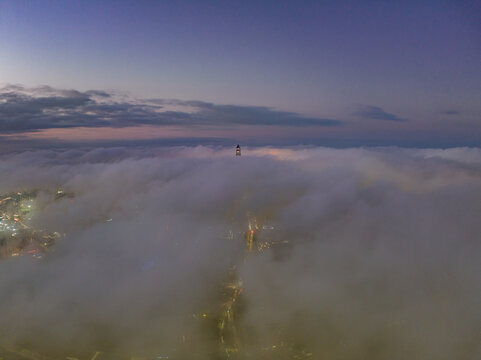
[235,144,241,156]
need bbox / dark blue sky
[0,0,480,147]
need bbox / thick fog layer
[0,146,480,359]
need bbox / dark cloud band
[0,85,343,133]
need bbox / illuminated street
[188,216,312,360]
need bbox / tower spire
[235,144,241,156]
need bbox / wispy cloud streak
[352,104,407,122]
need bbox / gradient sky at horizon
[0,0,480,148]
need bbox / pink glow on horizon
[1,125,342,142]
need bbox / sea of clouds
[0,146,480,359]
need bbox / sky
[0,0,480,148]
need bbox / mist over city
[0,146,480,359]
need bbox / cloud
[0,85,343,133]
[150,99,343,127]
[352,105,407,122]
[0,146,480,359]
[0,85,109,132]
